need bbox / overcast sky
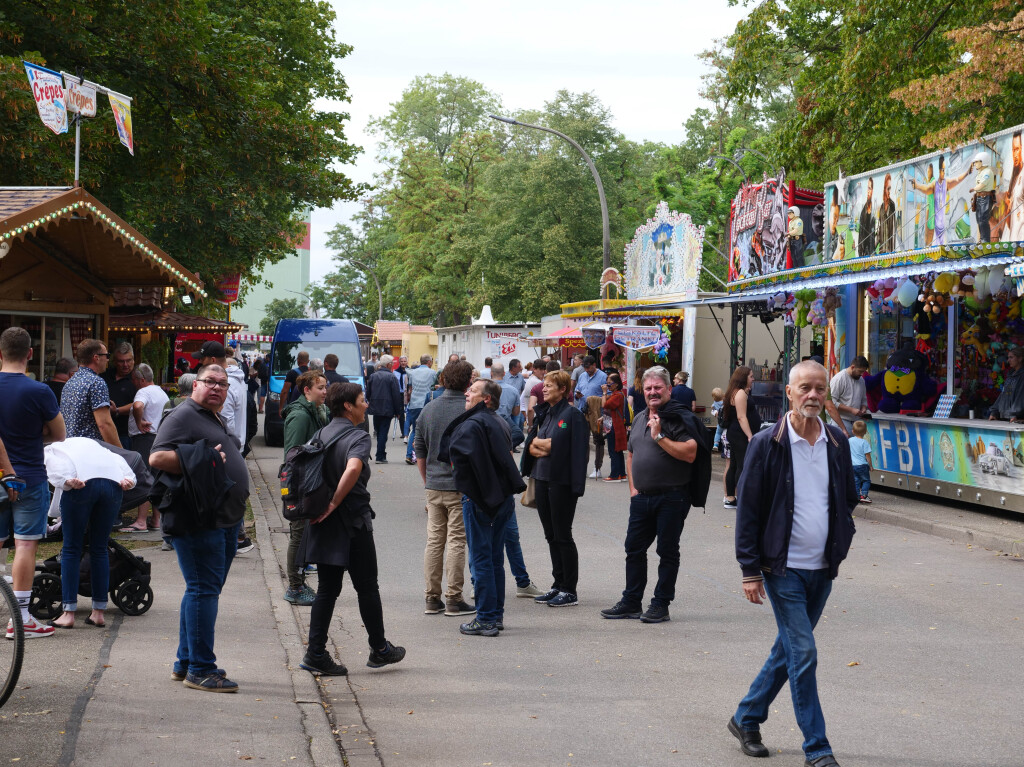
[310,0,750,283]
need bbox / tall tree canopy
[0,0,358,298]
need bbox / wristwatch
[653,433,666,443]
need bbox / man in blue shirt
[0,327,66,639]
[404,355,437,464]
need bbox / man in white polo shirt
[728,361,858,767]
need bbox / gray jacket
[413,389,466,491]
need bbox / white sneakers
[6,616,55,640]
[588,469,601,479]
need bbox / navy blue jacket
[735,416,857,580]
[365,369,404,418]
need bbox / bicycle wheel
[0,576,24,708]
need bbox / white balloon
[897,279,919,307]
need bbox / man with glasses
[150,364,250,693]
[60,339,120,447]
[103,342,137,449]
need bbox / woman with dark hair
[628,368,646,416]
[722,366,759,509]
[521,369,589,608]
[297,382,405,676]
[600,373,628,482]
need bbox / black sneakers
[424,596,445,614]
[367,641,406,668]
[728,716,770,757]
[459,619,499,637]
[444,598,476,616]
[600,601,642,619]
[533,588,560,604]
[300,651,348,676]
[640,604,670,623]
[547,591,578,607]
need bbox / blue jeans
[713,423,723,448]
[405,407,423,459]
[735,568,833,760]
[605,430,625,478]
[59,480,123,611]
[622,488,690,608]
[172,524,239,677]
[462,496,512,624]
[853,464,871,497]
[504,507,530,588]
[372,416,393,460]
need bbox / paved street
[4,421,1023,766]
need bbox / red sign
[215,273,241,304]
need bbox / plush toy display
[793,288,816,327]
[865,341,941,413]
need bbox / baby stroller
[30,538,153,620]
[30,444,156,620]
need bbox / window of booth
[0,314,96,380]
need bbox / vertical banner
[108,92,134,155]
[23,62,68,135]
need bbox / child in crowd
[849,420,873,503]
[710,387,724,452]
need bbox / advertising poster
[623,201,705,301]
[866,418,1024,497]
[612,326,661,350]
[108,92,134,155]
[23,61,68,135]
[824,124,1024,262]
[65,78,98,117]
[728,172,824,283]
[215,273,241,304]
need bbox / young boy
[849,420,873,503]
[710,387,725,453]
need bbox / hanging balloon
[897,278,918,308]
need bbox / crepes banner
[612,326,661,350]
[24,62,68,135]
[108,92,134,155]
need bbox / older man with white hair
[727,361,857,767]
[365,355,404,463]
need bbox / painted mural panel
[824,125,1024,263]
[865,418,1024,497]
[624,201,705,300]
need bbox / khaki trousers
[423,489,467,600]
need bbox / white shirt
[45,438,136,487]
[520,374,538,412]
[785,414,829,570]
[220,363,248,449]
[129,384,170,436]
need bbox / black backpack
[278,426,345,521]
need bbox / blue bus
[264,318,365,446]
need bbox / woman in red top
[600,373,628,482]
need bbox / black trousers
[372,416,393,460]
[535,480,579,593]
[307,528,386,653]
[725,431,750,498]
[621,488,691,608]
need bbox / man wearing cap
[971,151,996,242]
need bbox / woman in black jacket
[297,382,405,676]
[722,366,760,509]
[522,369,589,608]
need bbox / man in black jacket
[601,366,709,624]
[728,361,856,767]
[439,379,525,637]
[364,355,404,463]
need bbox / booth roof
[727,242,1024,295]
[109,311,243,333]
[0,186,206,296]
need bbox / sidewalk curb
[853,503,1024,556]
[248,458,383,767]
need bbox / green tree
[258,297,307,335]
[0,0,359,297]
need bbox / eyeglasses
[197,379,229,390]
[95,352,110,358]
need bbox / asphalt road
[251,425,1024,767]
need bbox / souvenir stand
[745,124,1024,513]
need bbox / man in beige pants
[413,360,475,617]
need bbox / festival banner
[623,201,705,301]
[108,92,134,155]
[64,78,97,117]
[612,326,661,351]
[23,62,68,135]
[215,273,241,304]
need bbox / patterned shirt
[60,367,110,440]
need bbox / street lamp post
[705,155,749,184]
[489,114,611,270]
[349,260,383,320]
[283,289,319,319]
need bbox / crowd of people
[1,328,865,766]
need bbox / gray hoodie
[412,389,466,491]
[221,362,248,450]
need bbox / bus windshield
[271,342,363,378]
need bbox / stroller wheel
[30,573,62,620]
[112,578,153,616]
